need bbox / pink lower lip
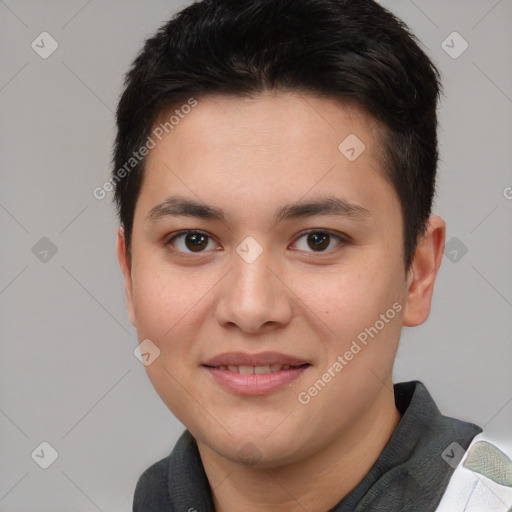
[203,365,310,396]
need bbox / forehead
[138,91,395,221]
[151,91,384,159]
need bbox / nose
[214,246,294,334]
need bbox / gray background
[1,0,511,510]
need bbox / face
[117,91,441,468]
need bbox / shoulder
[132,455,172,512]
[436,433,512,512]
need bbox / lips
[202,352,311,396]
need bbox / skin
[117,91,446,512]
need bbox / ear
[402,215,446,327]
[116,226,136,327]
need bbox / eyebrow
[146,195,371,224]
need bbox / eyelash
[164,229,349,256]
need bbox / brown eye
[167,231,218,253]
[307,232,330,251]
[184,232,208,252]
[292,230,345,253]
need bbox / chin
[195,423,310,469]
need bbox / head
[114,0,446,467]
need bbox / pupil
[308,232,329,251]
[186,233,207,252]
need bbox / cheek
[311,259,404,354]
[130,263,209,418]
[313,269,381,326]
[130,270,174,338]
[130,255,203,338]
[129,256,220,374]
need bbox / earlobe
[402,216,446,327]
[116,226,137,327]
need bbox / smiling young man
[113,1,512,511]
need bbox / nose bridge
[216,240,292,331]
[232,243,278,305]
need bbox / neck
[197,384,402,512]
